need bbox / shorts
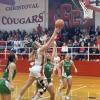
[62,74,72,80]
[29,65,41,78]
[0,79,11,94]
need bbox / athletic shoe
[31,94,40,100]
[16,96,21,100]
[57,88,62,100]
[65,96,70,100]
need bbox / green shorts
[0,79,11,94]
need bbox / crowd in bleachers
[59,25,100,60]
[0,24,100,60]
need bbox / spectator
[79,42,86,60]
[37,24,42,37]
[67,40,73,53]
[96,26,100,35]
[73,40,79,60]
[61,42,68,55]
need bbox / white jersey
[54,56,60,66]
[34,48,42,65]
[53,56,60,70]
[29,48,43,78]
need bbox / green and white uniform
[62,60,72,80]
[37,59,53,88]
[0,62,16,94]
[44,60,53,84]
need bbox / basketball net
[79,0,93,19]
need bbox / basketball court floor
[0,73,100,100]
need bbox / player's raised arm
[58,60,64,68]
[40,19,64,52]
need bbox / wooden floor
[0,73,100,100]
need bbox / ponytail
[5,60,9,70]
[5,53,15,70]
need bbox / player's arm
[51,41,57,60]
[71,61,77,73]
[15,54,18,60]
[28,51,35,66]
[57,60,63,68]
[28,51,35,62]
[40,28,60,52]
[8,63,15,84]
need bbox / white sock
[32,94,40,100]
[16,95,21,100]
[65,96,70,100]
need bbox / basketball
[55,19,64,29]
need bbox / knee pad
[38,80,47,88]
[37,79,48,95]
[38,89,44,95]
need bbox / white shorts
[29,65,41,78]
[62,75,72,80]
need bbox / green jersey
[0,62,16,94]
[62,60,72,77]
[44,60,53,83]
[3,63,16,80]
[37,60,53,89]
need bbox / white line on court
[39,85,87,100]
[71,85,87,92]
[39,96,49,100]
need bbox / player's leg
[66,77,72,95]
[65,76,72,100]
[3,94,11,100]
[58,77,67,100]
[32,79,48,100]
[16,76,35,100]
[47,83,55,100]
[1,94,4,100]
[58,77,67,92]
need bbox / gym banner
[49,0,84,27]
[0,0,48,31]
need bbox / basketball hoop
[79,0,93,19]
